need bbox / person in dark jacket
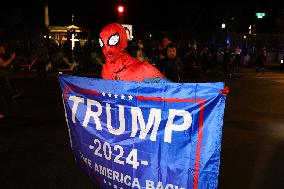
[157,43,183,82]
[222,43,234,77]
[255,47,266,75]
[36,40,49,78]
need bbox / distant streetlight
[221,23,226,29]
[149,34,152,38]
[226,37,230,44]
[243,35,247,39]
[44,35,51,39]
[248,25,252,35]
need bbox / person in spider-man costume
[99,23,166,82]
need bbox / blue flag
[59,74,227,189]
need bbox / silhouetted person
[222,44,234,78]
[0,44,20,99]
[36,40,49,78]
[234,45,242,73]
[255,47,267,75]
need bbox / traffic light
[116,4,125,24]
[117,5,124,14]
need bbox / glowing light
[249,25,252,30]
[256,12,265,19]
[226,37,230,44]
[281,59,283,64]
[149,34,152,37]
[222,23,226,29]
[243,35,247,39]
[117,5,124,13]
[70,34,79,50]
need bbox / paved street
[1,66,284,189]
[219,66,284,189]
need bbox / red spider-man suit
[99,23,164,82]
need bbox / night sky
[0,0,283,33]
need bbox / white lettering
[131,107,161,141]
[92,163,186,189]
[146,180,155,189]
[113,170,122,183]
[120,172,124,184]
[68,96,193,144]
[87,159,92,168]
[68,95,84,123]
[164,109,192,143]
[103,142,112,160]
[83,99,103,129]
[113,145,125,165]
[165,184,174,189]
[156,181,163,189]
[132,178,141,189]
[95,163,99,172]
[99,164,106,176]
[107,168,112,179]
[124,175,132,186]
[106,104,126,135]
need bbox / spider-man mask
[99,23,128,63]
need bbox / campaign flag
[59,74,227,189]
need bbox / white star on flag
[121,94,125,99]
[114,94,118,98]
[108,92,112,97]
[128,95,133,100]
[102,92,106,96]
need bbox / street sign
[256,12,265,19]
[122,24,133,41]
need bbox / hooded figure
[99,23,164,82]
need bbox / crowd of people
[0,24,273,119]
[0,35,267,80]
[129,37,267,82]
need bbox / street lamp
[222,23,226,29]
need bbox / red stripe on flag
[136,96,204,103]
[137,95,206,189]
[193,100,205,189]
[63,85,100,100]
